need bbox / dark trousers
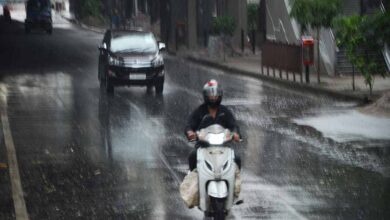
[188,148,241,171]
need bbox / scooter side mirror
[235,199,244,205]
[98,43,107,51]
[158,42,166,51]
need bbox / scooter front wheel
[211,197,226,220]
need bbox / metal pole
[317,28,320,84]
[300,70,303,83]
[109,0,113,30]
[241,29,244,53]
[352,64,355,91]
[134,0,138,16]
[305,65,310,83]
[252,30,256,54]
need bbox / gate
[261,41,303,82]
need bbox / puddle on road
[294,110,390,142]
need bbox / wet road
[1,15,390,220]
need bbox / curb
[61,15,105,34]
[79,23,105,34]
[184,55,370,104]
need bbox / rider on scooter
[185,79,241,171]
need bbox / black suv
[98,30,165,94]
[25,0,53,34]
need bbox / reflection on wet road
[0,13,389,220]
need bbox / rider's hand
[232,132,240,142]
[187,130,197,141]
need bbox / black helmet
[203,79,223,107]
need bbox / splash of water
[294,110,390,142]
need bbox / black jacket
[184,104,240,134]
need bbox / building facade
[159,0,247,51]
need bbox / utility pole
[302,36,314,84]
[109,0,113,30]
[305,65,310,83]
[134,0,138,17]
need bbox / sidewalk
[177,48,390,103]
[60,11,106,34]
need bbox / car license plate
[129,74,146,80]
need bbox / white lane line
[158,144,181,186]
[1,110,29,220]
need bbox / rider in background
[184,79,241,171]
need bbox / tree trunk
[369,82,373,96]
[317,28,320,84]
[352,64,355,91]
[223,35,226,62]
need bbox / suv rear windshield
[27,0,50,10]
[111,33,158,53]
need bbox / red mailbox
[302,36,314,65]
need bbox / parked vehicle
[98,30,166,94]
[196,124,241,220]
[25,0,53,34]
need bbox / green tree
[211,16,236,61]
[248,3,259,54]
[334,13,389,95]
[77,0,102,19]
[369,11,390,48]
[212,16,236,36]
[290,0,342,83]
[311,0,341,83]
[248,3,258,32]
[289,0,313,34]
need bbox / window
[111,33,157,53]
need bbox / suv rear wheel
[105,75,114,93]
[155,81,164,94]
[25,25,30,34]
[46,27,52,35]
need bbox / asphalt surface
[0,15,390,220]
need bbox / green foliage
[78,0,102,19]
[211,16,236,36]
[248,3,258,31]
[289,0,313,33]
[290,0,341,33]
[369,11,390,46]
[311,0,342,28]
[334,14,389,94]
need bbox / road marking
[1,103,29,220]
[157,146,181,186]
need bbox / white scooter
[196,124,241,220]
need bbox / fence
[261,41,303,82]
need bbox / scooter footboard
[207,181,228,198]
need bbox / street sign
[302,36,314,66]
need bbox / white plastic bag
[180,170,199,208]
